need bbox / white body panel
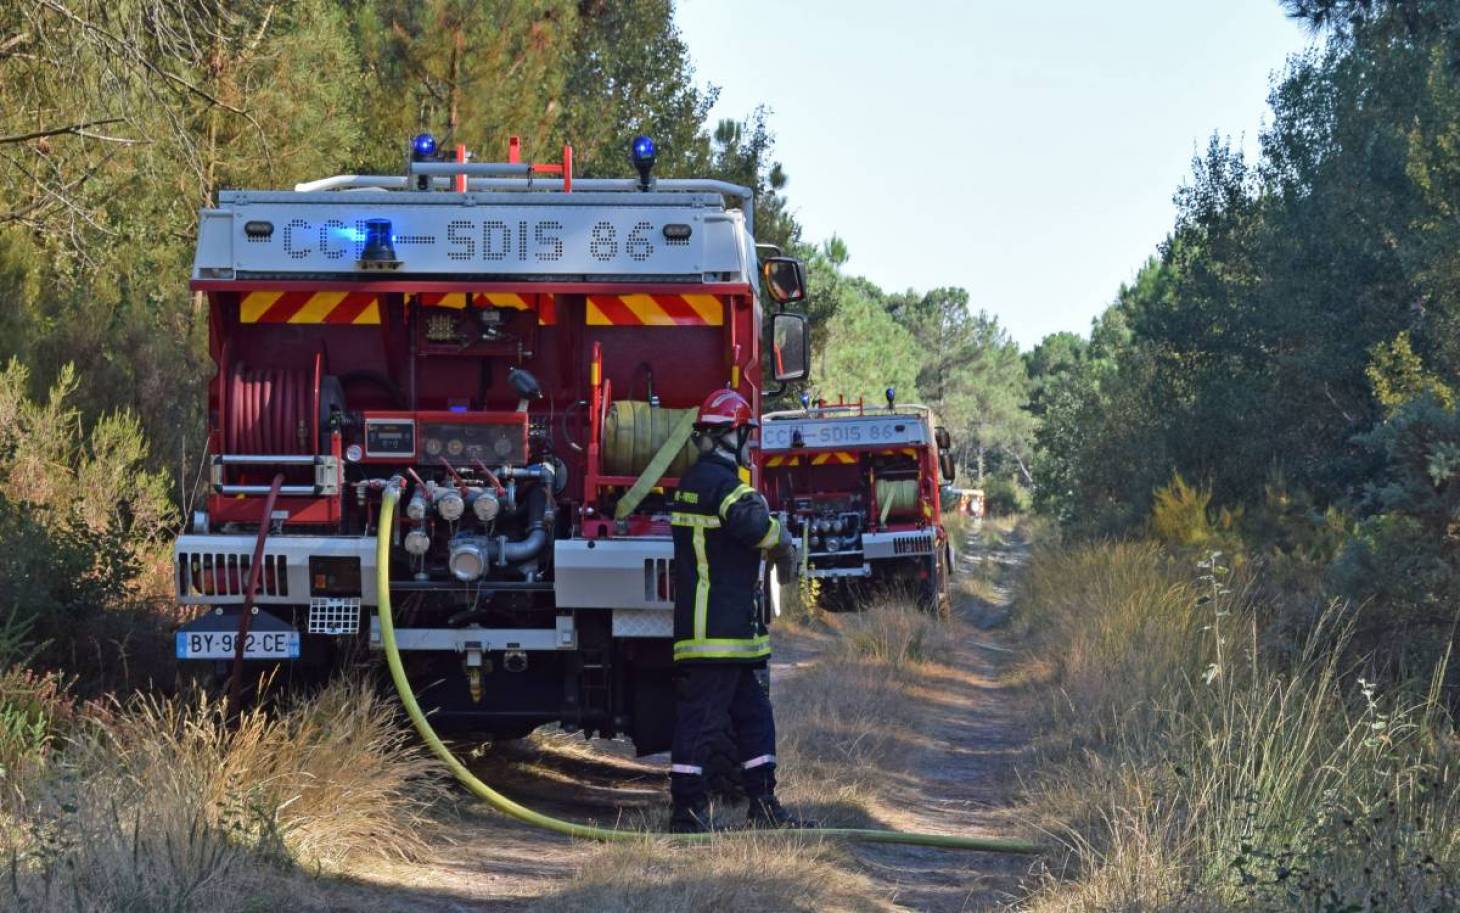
[194,190,749,282]
[760,415,929,452]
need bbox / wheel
[919,550,952,619]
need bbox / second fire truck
[757,395,956,613]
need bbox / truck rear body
[175,144,791,753]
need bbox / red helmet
[695,389,757,429]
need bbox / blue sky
[674,0,1315,348]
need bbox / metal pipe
[217,454,317,465]
[286,174,756,235]
[228,473,284,713]
[410,161,534,177]
[217,484,316,496]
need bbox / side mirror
[934,426,951,450]
[771,313,809,383]
[762,256,808,304]
[939,451,957,483]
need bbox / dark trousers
[669,663,777,807]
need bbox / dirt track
[297,524,1036,912]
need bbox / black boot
[669,801,714,834]
[746,795,819,829]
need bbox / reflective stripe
[692,526,710,641]
[673,635,771,662]
[755,517,781,549]
[670,512,721,528]
[670,764,704,775]
[718,483,757,519]
[742,754,776,770]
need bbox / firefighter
[667,388,815,832]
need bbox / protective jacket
[669,450,781,663]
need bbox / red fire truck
[757,396,955,613]
[174,134,809,753]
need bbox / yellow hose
[374,486,1040,853]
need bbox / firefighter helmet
[695,389,756,429]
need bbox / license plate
[175,629,300,660]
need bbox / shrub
[0,494,137,670]
[983,475,1031,515]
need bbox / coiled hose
[374,486,1040,853]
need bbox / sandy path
[298,523,1036,912]
[850,525,1038,912]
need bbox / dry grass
[1016,541,1460,912]
[528,833,898,913]
[2,678,443,912]
[531,596,951,911]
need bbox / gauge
[466,444,485,460]
[493,436,514,458]
[424,438,443,456]
[447,439,464,456]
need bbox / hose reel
[875,478,920,522]
[602,400,698,477]
[224,363,345,455]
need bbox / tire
[919,550,952,619]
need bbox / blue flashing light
[631,134,656,165]
[360,218,398,264]
[885,386,896,408]
[448,405,468,413]
[412,132,437,158]
[800,392,811,409]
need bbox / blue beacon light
[359,218,399,268]
[412,133,438,159]
[631,135,656,189]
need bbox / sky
[674,0,1316,348]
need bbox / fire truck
[757,395,955,613]
[173,134,810,753]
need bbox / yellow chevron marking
[683,294,723,325]
[240,291,283,323]
[354,301,381,325]
[620,294,676,326]
[484,292,528,309]
[288,291,345,324]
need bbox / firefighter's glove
[768,523,795,559]
[770,525,798,581]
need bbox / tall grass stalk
[1019,542,1459,912]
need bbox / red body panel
[201,283,761,530]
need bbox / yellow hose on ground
[374,486,1040,853]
